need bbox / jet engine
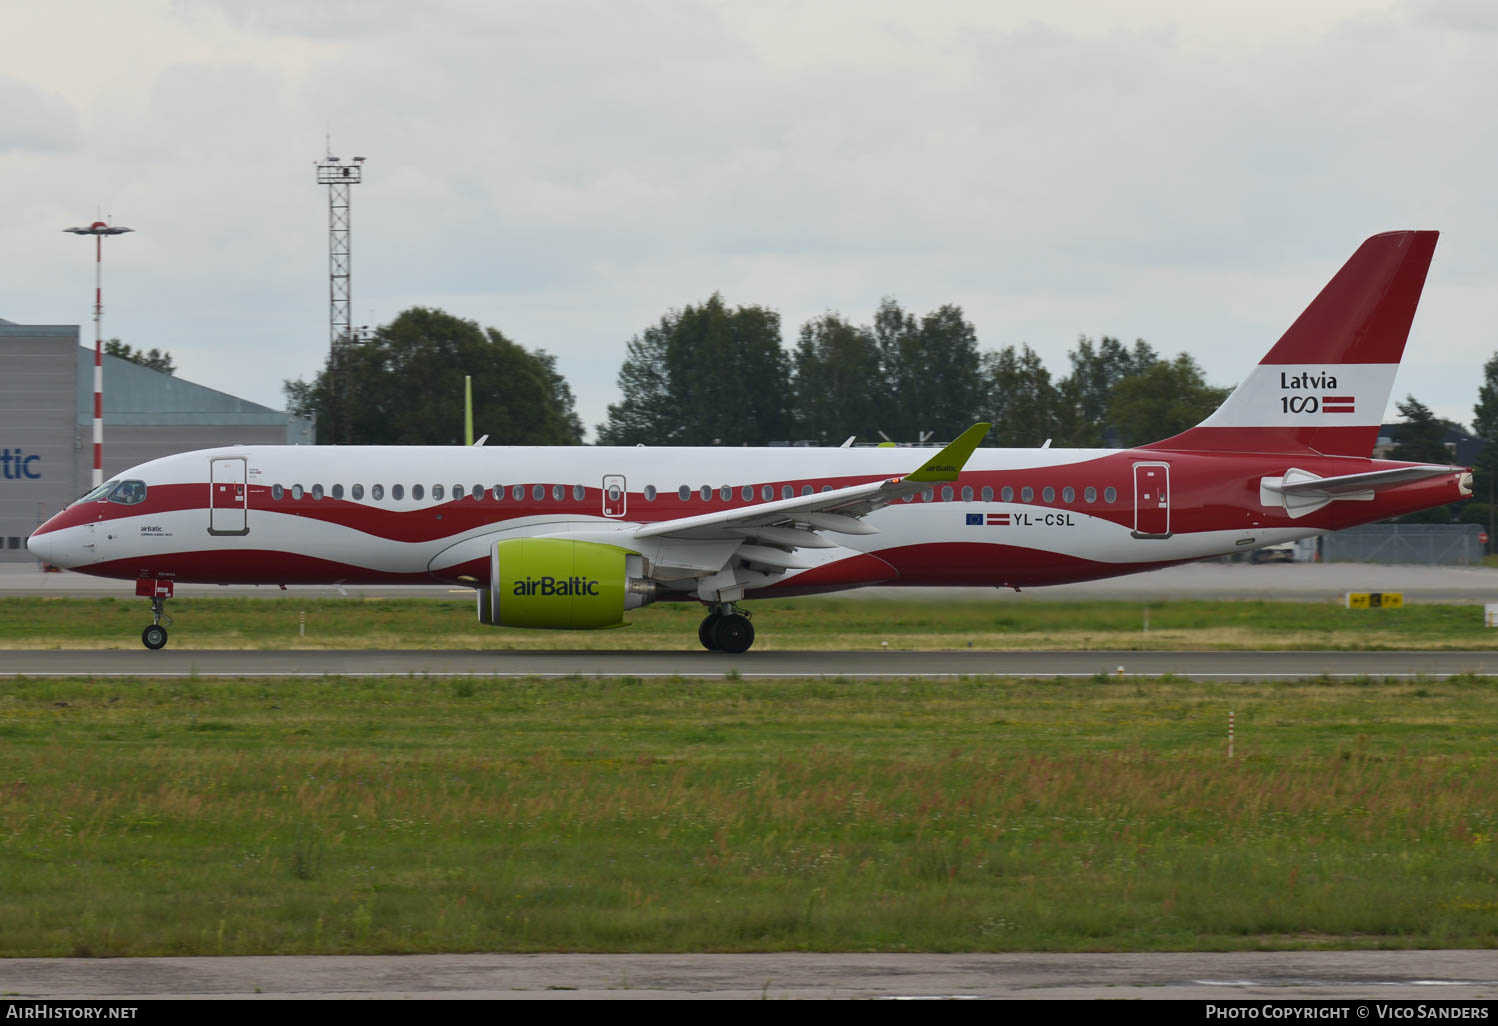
[475,538,657,629]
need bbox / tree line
[278,297,1234,451]
[595,293,1230,449]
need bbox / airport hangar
[0,317,314,563]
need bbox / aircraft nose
[26,529,55,564]
[27,522,70,568]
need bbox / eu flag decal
[965,513,983,526]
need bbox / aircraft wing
[634,422,991,546]
[534,424,991,589]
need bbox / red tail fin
[1145,230,1438,456]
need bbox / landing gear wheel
[710,613,755,654]
[142,624,168,650]
[698,613,723,651]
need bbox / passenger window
[392,484,404,501]
[372,484,384,500]
[921,488,934,502]
[1001,486,1014,502]
[1042,486,1055,503]
[291,484,304,500]
[1062,486,1075,503]
[742,485,754,501]
[644,485,657,501]
[821,485,832,493]
[455,485,466,500]
[512,485,524,501]
[493,485,504,501]
[981,486,993,502]
[762,485,773,501]
[332,484,344,500]
[700,485,712,501]
[474,485,484,500]
[941,486,954,501]
[721,485,733,501]
[272,484,284,501]
[1020,486,1034,502]
[962,486,974,501]
[902,493,914,502]
[552,485,564,501]
[573,484,585,501]
[352,484,364,500]
[412,484,425,501]
[1085,486,1097,503]
[678,485,691,501]
[312,484,324,501]
[782,485,793,500]
[801,485,813,497]
[532,484,544,501]
[1104,486,1117,503]
[433,484,444,500]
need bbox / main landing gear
[137,579,175,650]
[698,603,755,654]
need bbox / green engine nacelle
[476,538,652,629]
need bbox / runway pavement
[6,648,1498,678]
[3,951,1496,999]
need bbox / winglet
[905,423,991,482]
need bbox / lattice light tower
[315,152,365,443]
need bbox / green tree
[1055,335,1158,446]
[104,338,175,375]
[1471,354,1498,548]
[866,299,983,442]
[1107,354,1231,448]
[790,313,884,444]
[597,294,791,446]
[981,344,1063,447]
[1388,396,1453,465]
[283,307,582,446]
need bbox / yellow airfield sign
[1345,592,1404,610]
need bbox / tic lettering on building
[1,450,41,480]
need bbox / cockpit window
[107,480,147,505]
[73,481,117,505]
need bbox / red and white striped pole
[64,221,133,488]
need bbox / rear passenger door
[209,457,249,536]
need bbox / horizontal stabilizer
[1260,464,1458,518]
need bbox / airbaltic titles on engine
[26,231,1471,654]
[513,575,602,597]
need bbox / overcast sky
[3,0,1495,441]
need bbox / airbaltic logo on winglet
[1279,371,1354,415]
[512,576,601,597]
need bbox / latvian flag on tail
[1323,396,1355,414]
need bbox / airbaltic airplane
[28,230,1471,653]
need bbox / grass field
[2,672,1497,955]
[3,595,1497,650]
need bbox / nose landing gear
[136,578,175,650]
[698,603,754,654]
